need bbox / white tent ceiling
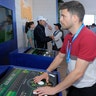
[63,0,96,14]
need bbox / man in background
[34,16,52,49]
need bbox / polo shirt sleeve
[78,33,96,61]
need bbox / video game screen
[0,5,14,43]
[0,67,59,96]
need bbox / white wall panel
[32,0,58,29]
[15,0,33,48]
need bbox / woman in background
[25,21,35,48]
[52,23,63,51]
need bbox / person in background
[52,23,63,51]
[45,22,53,37]
[4,15,13,41]
[90,23,96,33]
[25,21,35,48]
[33,1,96,96]
[45,22,53,50]
[34,16,52,49]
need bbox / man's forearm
[54,69,83,93]
[54,59,89,93]
[47,52,65,72]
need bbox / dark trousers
[67,83,96,96]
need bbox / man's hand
[33,72,49,83]
[33,86,56,96]
[49,36,54,40]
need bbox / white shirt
[53,30,63,49]
[67,58,96,88]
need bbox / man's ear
[72,14,79,23]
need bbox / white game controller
[38,81,44,85]
[33,91,38,95]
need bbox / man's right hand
[33,72,49,83]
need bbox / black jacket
[34,24,52,49]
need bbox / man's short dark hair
[60,1,85,22]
